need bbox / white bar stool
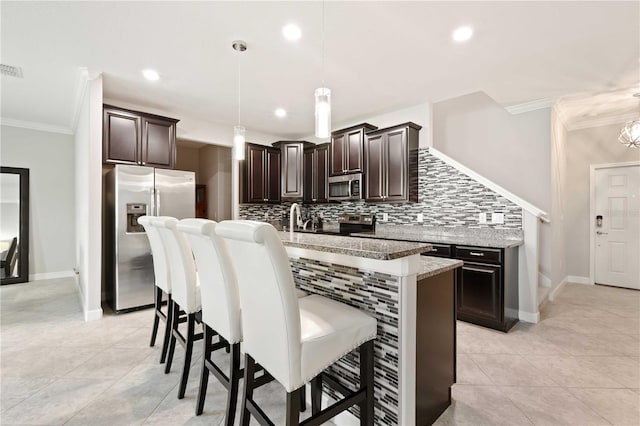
[137,215,173,364]
[216,220,377,426]
[153,216,203,399]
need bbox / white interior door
[594,165,640,289]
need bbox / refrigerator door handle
[156,188,161,216]
[149,188,155,216]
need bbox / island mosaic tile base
[290,257,401,425]
[240,148,523,229]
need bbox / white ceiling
[1,1,638,139]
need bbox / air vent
[1,64,23,78]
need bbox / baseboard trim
[567,275,591,285]
[28,270,75,281]
[549,277,568,302]
[84,308,103,322]
[539,273,551,288]
[518,310,540,323]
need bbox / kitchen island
[279,231,461,426]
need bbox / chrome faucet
[290,203,302,236]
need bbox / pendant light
[232,40,247,160]
[315,1,331,138]
[618,93,640,148]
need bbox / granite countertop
[417,257,463,281]
[279,231,432,260]
[351,225,523,248]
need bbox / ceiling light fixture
[282,24,302,41]
[315,1,331,138]
[452,26,474,42]
[275,108,287,118]
[232,40,247,161]
[142,69,160,81]
[618,93,640,148]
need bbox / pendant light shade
[233,125,246,160]
[315,87,331,138]
[618,120,640,148]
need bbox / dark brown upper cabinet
[103,105,178,169]
[363,122,421,203]
[303,143,329,203]
[273,141,314,200]
[330,123,377,176]
[241,143,281,204]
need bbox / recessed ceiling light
[452,26,474,42]
[142,69,160,81]
[282,24,302,41]
[275,108,287,118]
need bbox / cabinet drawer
[455,246,501,264]
[422,243,452,257]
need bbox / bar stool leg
[240,354,256,426]
[150,287,162,347]
[225,342,241,426]
[359,340,374,426]
[160,295,173,364]
[286,387,302,426]
[178,313,196,399]
[311,375,322,414]
[196,325,213,415]
[164,302,180,374]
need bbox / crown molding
[505,98,555,115]
[564,112,638,131]
[0,117,73,135]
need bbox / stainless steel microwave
[328,173,363,201]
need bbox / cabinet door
[385,127,407,201]
[247,145,266,203]
[457,263,502,326]
[141,117,175,169]
[303,149,314,203]
[364,133,385,201]
[281,143,303,198]
[266,148,281,203]
[103,109,140,165]
[345,128,364,173]
[315,144,329,202]
[330,133,346,175]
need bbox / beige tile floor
[1,278,638,425]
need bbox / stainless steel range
[337,213,376,234]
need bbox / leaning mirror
[1,167,29,284]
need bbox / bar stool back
[216,220,377,426]
[152,216,202,399]
[176,218,242,422]
[137,215,172,363]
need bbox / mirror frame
[1,167,29,285]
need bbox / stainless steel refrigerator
[104,164,195,312]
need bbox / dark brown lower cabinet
[416,269,456,425]
[422,244,519,332]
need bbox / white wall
[75,75,103,321]
[1,125,76,278]
[550,109,568,294]
[433,92,551,211]
[565,121,640,279]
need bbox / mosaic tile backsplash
[240,148,522,229]
[290,256,401,425]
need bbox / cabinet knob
[312,198,317,202]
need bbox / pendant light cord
[237,49,241,125]
[321,0,325,87]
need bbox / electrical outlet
[381,213,389,222]
[478,213,487,224]
[417,213,424,223]
[492,212,505,224]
